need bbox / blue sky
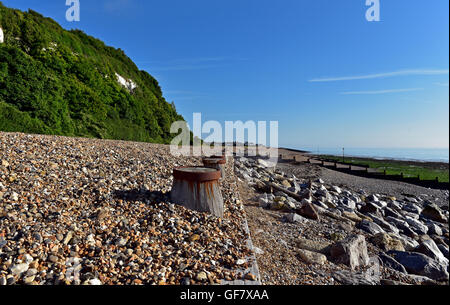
[3,0,449,149]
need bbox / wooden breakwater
[277,154,449,190]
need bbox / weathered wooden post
[202,157,226,178]
[171,167,224,217]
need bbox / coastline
[278,147,449,184]
[280,147,449,164]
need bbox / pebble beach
[0,132,449,286]
[0,132,253,285]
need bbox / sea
[294,147,449,163]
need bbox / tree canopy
[0,2,186,144]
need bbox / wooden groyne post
[171,167,224,217]
[202,156,226,178]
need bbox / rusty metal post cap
[173,167,221,182]
[210,155,226,160]
[202,157,226,165]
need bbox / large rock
[359,201,382,215]
[416,238,449,266]
[386,216,410,231]
[332,269,379,285]
[357,219,385,235]
[257,159,277,168]
[299,202,320,220]
[387,251,449,281]
[384,207,404,220]
[339,198,356,210]
[371,233,405,252]
[437,244,449,259]
[368,214,400,234]
[315,185,328,197]
[284,213,308,224]
[342,211,363,223]
[421,203,448,223]
[379,253,407,273]
[296,238,332,255]
[396,234,420,251]
[296,249,327,265]
[366,194,379,202]
[258,193,270,209]
[402,203,422,214]
[427,223,443,236]
[404,216,428,235]
[330,235,370,270]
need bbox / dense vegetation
[0,2,186,143]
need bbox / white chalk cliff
[115,73,137,92]
[0,27,4,44]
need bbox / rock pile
[235,156,449,284]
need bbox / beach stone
[371,233,405,252]
[196,272,207,281]
[315,185,328,197]
[397,234,420,251]
[387,251,449,281]
[366,194,379,202]
[388,200,402,210]
[332,269,379,285]
[89,278,102,285]
[181,278,190,285]
[357,219,385,235]
[330,234,370,270]
[48,255,59,263]
[340,198,356,210]
[281,180,291,188]
[416,239,449,266]
[403,203,422,214]
[342,211,362,223]
[23,254,34,264]
[23,275,35,285]
[296,238,332,255]
[386,216,410,231]
[284,213,308,224]
[330,232,345,242]
[258,194,270,209]
[421,203,448,223]
[379,253,407,274]
[368,214,400,234]
[427,223,443,236]
[63,231,73,245]
[437,244,449,259]
[257,159,276,168]
[405,216,428,235]
[296,249,327,265]
[10,263,29,275]
[333,186,343,194]
[385,207,404,220]
[10,192,19,202]
[359,201,382,215]
[299,202,320,220]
